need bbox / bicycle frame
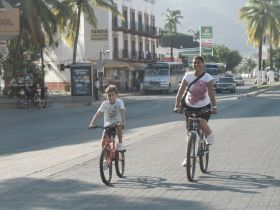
[102,126,117,165]
[183,109,210,181]
[186,113,204,154]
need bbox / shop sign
[91,29,108,41]
[0,8,20,36]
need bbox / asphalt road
[0,83,280,209]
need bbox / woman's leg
[200,119,212,136]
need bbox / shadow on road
[113,170,280,195]
[0,177,207,210]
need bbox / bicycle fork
[188,131,199,158]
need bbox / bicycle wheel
[27,99,34,111]
[115,151,125,177]
[199,141,209,173]
[186,133,197,182]
[99,148,112,185]
[42,89,48,108]
[17,96,28,109]
[34,95,42,110]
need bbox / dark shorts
[184,103,212,121]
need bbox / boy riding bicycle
[89,84,126,151]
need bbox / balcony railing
[112,17,160,37]
[112,49,158,61]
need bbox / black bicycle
[176,109,210,182]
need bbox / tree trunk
[269,42,274,83]
[73,0,82,64]
[40,44,45,87]
[257,39,262,85]
[170,38,173,62]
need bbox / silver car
[233,76,245,86]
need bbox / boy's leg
[101,130,106,149]
[116,126,123,143]
[116,126,125,151]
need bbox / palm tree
[0,0,12,8]
[3,0,70,84]
[60,0,120,64]
[162,9,183,62]
[240,0,280,84]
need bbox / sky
[157,0,256,57]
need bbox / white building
[45,0,160,91]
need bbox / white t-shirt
[183,72,214,108]
[98,99,125,126]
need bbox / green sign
[201,26,213,39]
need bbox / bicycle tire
[115,151,125,177]
[34,95,42,110]
[17,96,28,109]
[199,141,209,173]
[99,148,112,185]
[27,99,34,111]
[186,133,196,182]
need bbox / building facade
[44,0,160,92]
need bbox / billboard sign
[200,26,213,55]
[0,8,20,40]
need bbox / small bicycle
[175,108,211,182]
[90,123,126,185]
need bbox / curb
[0,103,18,109]
[237,84,280,99]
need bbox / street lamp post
[97,49,109,93]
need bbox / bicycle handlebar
[173,108,213,115]
[88,123,120,130]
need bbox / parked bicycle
[16,88,28,109]
[27,92,43,110]
[175,108,211,182]
[27,87,48,110]
[89,123,126,185]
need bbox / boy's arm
[89,111,101,128]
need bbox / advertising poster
[71,66,92,96]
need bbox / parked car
[215,77,236,93]
[266,71,279,82]
[233,76,245,86]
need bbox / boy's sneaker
[181,158,187,167]
[206,132,214,145]
[117,143,125,151]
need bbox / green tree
[3,0,69,84]
[60,0,120,64]
[273,49,280,70]
[240,0,280,80]
[204,45,242,71]
[237,58,257,74]
[162,9,183,61]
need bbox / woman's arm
[175,79,188,109]
[207,80,217,113]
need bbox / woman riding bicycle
[174,56,217,149]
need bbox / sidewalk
[0,91,143,109]
[1,83,280,109]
